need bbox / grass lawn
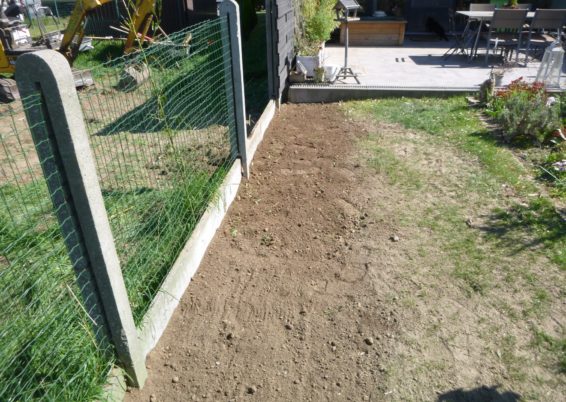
[26,16,70,40]
[346,97,565,399]
[350,97,565,269]
[0,179,114,401]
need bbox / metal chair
[484,8,529,64]
[524,9,566,63]
[457,3,496,59]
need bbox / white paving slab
[323,40,566,89]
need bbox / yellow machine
[124,0,156,54]
[0,20,30,76]
[59,0,113,62]
[0,0,157,101]
[59,0,157,61]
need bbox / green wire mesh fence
[0,16,238,399]
[77,16,238,324]
[0,96,113,401]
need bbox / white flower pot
[297,44,326,78]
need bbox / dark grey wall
[266,0,294,100]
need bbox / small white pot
[493,73,504,87]
[297,44,326,78]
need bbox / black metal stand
[336,18,360,84]
[443,19,476,61]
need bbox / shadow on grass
[437,385,520,402]
[477,198,566,268]
[94,58,230,136]
[465,107,550,147]
[468,125,539,151]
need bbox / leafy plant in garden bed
[541,141,566,197]
[485,78,566,197]
[487,78,560,145]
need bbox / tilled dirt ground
[126,103,565,402]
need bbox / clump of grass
[523,288,550,318]
[360,136,422,189]
[486,198,566,270]
[500,335,528,382]
[532,329,566,374]
[105,166,230,323]
[540,141,566,198]
[419,204,493,295]
[0,181,113,401]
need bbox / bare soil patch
[126,103,565,402]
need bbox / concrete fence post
[219,0,249,177]
[16,50,147,387]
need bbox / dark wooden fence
[266,0,295,102]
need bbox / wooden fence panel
[266,0,295,101]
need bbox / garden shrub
[489,78,560,144]
[297,0,338,54]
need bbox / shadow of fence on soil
[437,385,521,402]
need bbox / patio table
[456,10,535,60]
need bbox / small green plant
[541,140,566,196]
[488,78,560,144]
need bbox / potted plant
[296,0,338,77]
[313,66,326,83]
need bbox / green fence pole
[220,0,249,177]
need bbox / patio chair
[468,3,496,31]
[456,3,496,58]
[524,9,566,63]
[470,4,496,11]
[484,8,528,64]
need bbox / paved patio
[289,39,566,102]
